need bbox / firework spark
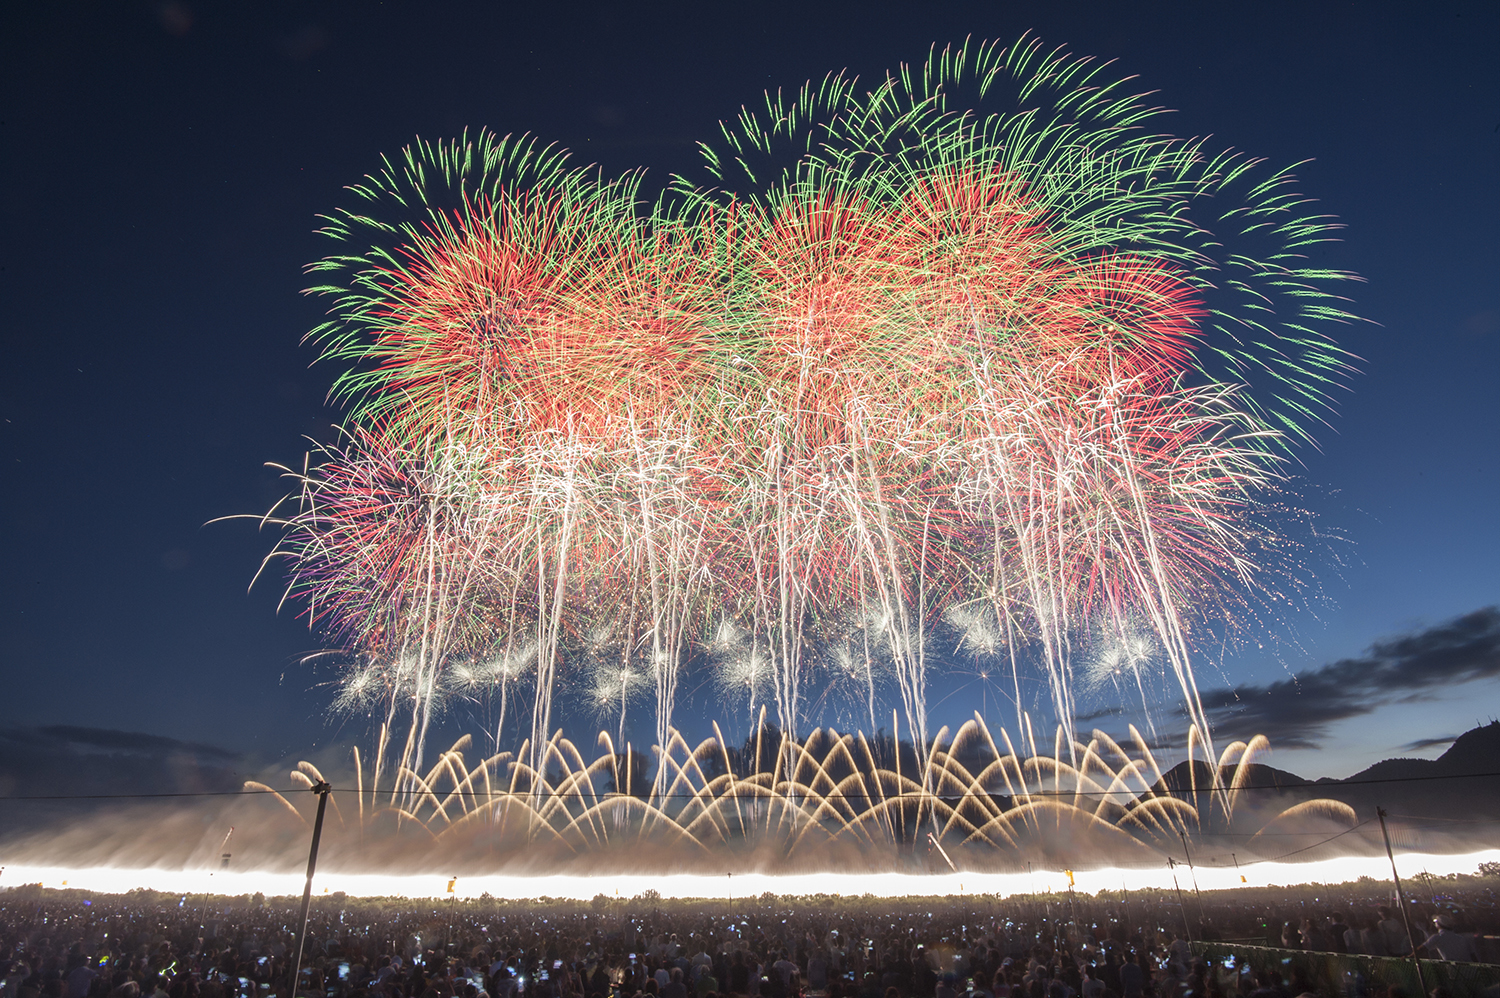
[253,37,1359,805]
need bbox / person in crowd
[1327,913,1350,954]
[661,968,688,998]
[804,953,826,995]
[1297,918,1325,953]
[1118,954,1142,998]
[1418,915,1475,963]
[2,882,1496,998]
[1377,907,1412,957]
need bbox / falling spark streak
[233,718,1393,876]
[247,37,1360,812]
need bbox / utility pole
[1179,830,1206,928]
[447,877,457,951]
[1168,858,1192,943]
[198,827,236,935]
[1377,807,1426,995]
[288,781,332,998]
[1065,870,1078,941]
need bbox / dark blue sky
[2,1,1496,779]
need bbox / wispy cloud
[1196,607,1500,749]
[0,725,249,822]
[1398,735,1459,752]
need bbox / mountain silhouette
[1345,720,1500,782]
[1150,721,1500,845]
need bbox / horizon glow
[7,849,1496,902]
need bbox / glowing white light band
[7,849,1497,901]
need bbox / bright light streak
[262,38,1361,788]
[9,850,1496,901]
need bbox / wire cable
[1,769,1497,801]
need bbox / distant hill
[1151,721,1500,837]
[1345,721,1500,782]
[1155,760,1309,795]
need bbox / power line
[1267,818,1375,861]
[0,769,1497,802]
[0,790,284,801]
[1135,770,1500,794]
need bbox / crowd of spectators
[0,880,1494,998]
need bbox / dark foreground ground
[3,870,1499,998]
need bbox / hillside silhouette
[1152,721,1500,846]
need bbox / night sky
[3,1,1497,783]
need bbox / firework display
[243,720,1361,869]
[259,38,1358,798]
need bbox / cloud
[0,725,251,835]
[1398,735,1459,752]
[32,725,239,760]
[1197,607,1500,750]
